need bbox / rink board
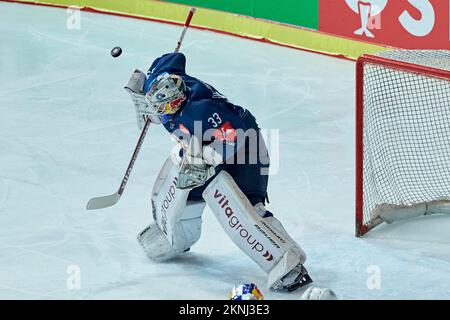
[1,0,388,60]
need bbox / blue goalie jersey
[144,52,270,205]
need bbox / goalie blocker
[138,154,312,291]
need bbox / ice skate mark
[84,278,142,298]
[3,241,77,265]
[0,283,55,299]
[27,27,105,53]
[0,73,88,97]
[82,14,166,39]
[0,178,9,213]
[256,66,318,95]
[0,175,42,188]
[20,140,59,169]
[195,71,311,83]
[60,121,137,139]
[260,68,274,109]
[103,237,143,260]
[271,166,312,197]
[11,121,135,147]
[11,138,59,180]
[297,167,312,199]
[177,39,199,52]
[259,80,312,122]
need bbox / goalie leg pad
[268,250,312,291]
[202,171,308,290]
[137,222,188,262]
[151,154,191,247]
[138,201,205,261]
[138,154,205,261]
[171,200,205,252]
[254,206,310,291]
[254,203,306,263]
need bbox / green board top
[162,0,319,30]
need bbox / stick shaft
[86,7,197,210]
[120,7,196,193]
[175,8,196,53]
[117,7,196,195]
[117,118,151,196]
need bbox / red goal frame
[355,54,450,237]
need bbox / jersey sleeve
[144,53,187,93]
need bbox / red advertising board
[319,0,449,49]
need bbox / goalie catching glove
[124,69,161,128]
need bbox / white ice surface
[1,2,450,300]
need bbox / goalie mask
[146,73,187,117]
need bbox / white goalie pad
[151,153,191,246]
[137,199,205,261]
[202,171,296,274]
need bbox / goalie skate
[271,264,313,292]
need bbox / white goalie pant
[202,171,307,289]
[137,154,205,261]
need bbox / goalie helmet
[145,72,187,117]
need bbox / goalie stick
[86,7,197,210]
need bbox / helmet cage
[146,73,187,116]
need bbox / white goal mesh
[357,50,450,235]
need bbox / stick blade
[86,193,121,210]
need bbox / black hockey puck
[111,46,122,58]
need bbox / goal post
[356,50,450,237]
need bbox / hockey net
[356,50,450,236]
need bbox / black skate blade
[286,273,313,292]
